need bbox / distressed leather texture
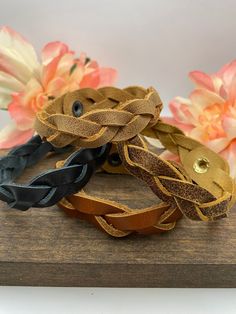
[35,86,236,237]
[35,86,162,147]
[117,133,235,221]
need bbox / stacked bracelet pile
[34,86,236,237]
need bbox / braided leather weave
[142,122,235,199]
[0,135,111,210]
[35,86,162,148]
[117,132,235,221]
[59,189,182,237]
[59,128,235,237]
[34,85,236,236]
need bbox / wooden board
[0,151,235,287]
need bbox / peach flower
[164,60,236,177]
[0,26,117,148]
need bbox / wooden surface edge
[0,262,235,288]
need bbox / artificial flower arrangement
[164,60,236,177]
[0,26,117,148]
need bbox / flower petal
[169,98,194,125]
[190,88,224,111]
[80,66,117,88]
[206,137,230,153]
[95,67,117,87]
[218,59,236,84]
[8,94,35,130]
[0,122,34,149]
[42,54,63,87]
[188,126,205,141]
[0,26,39,84]
[226,74,236,106]
[46,77,66,95]
[0,71,24,109]
[42,51,74,87]
[189,71,215,91]
[79,68,100,88]
[220,139,236,178]
[41,41,71,65]
[55,53,75,77]
[19,78,44,113]
[222,116,236,141]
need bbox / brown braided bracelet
[59,130,235,237]
[117,132,235,221]
[35,86,236,237]
[59,193,182,237]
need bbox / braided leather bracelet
[117,132,235,221]
[35,86,162,148]
[59,190,183,237]
[0,135,111,210]
[35,86,236,236]
[60,130,235,237]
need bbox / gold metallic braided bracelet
[35,86,236,237]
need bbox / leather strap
[35,86,162,148]
[143,121,235,203]
[0,135,111,210]
[59,191,182,237]
[118,124,235,221]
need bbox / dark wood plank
[0,151,235,287]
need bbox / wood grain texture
[0,151,235,287]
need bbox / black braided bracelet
[0,135,111,210]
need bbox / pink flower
[164,60,236,177]
[0,26,117,149]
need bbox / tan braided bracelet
[35,86,236,237]
[35,86,162,148]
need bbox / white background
[0,0,236,313]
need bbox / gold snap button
[193,157,210,174]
